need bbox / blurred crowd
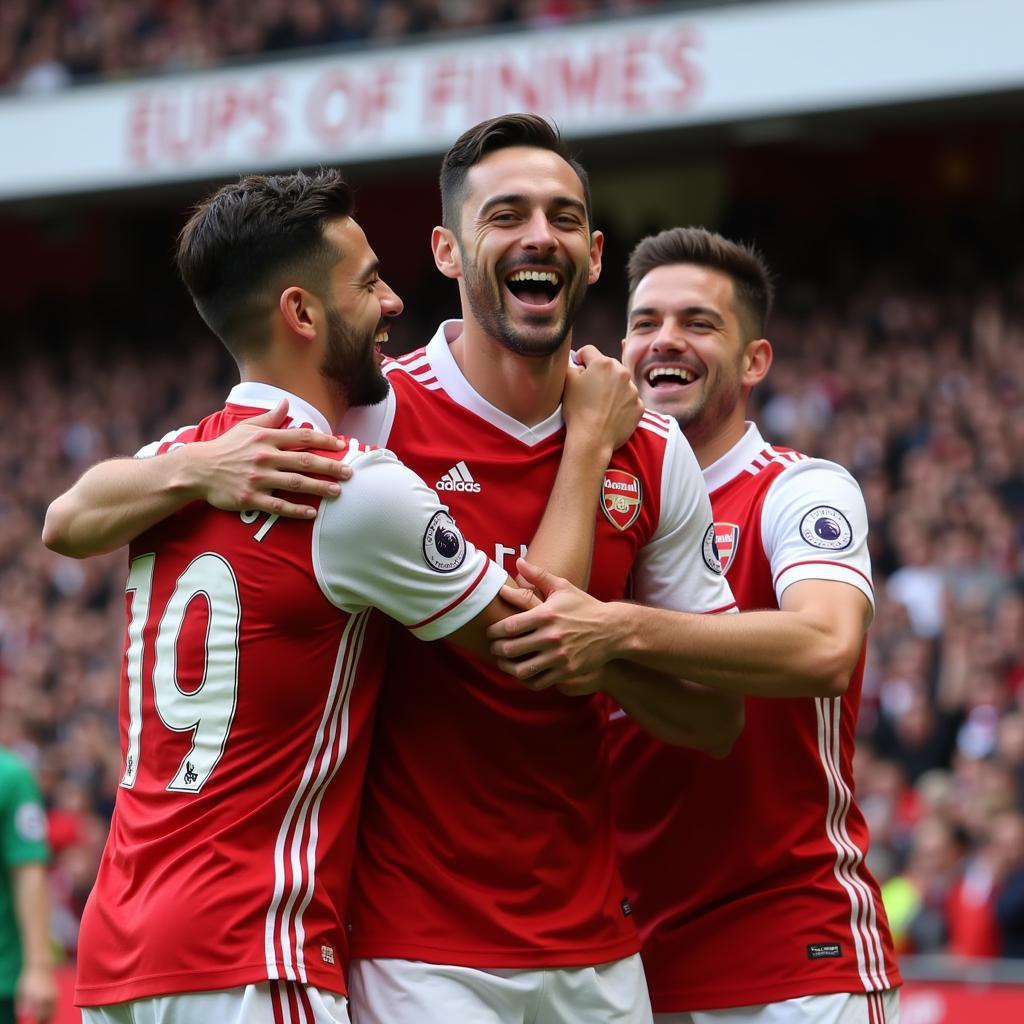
[1,0,668,92]
[1,237,1023,967]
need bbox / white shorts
[655,989,899,1024]
[81,981,349,1024]
[348,954,652,1024]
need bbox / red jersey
[340,321,736,967]
[76,382,505,1006]
[607,423,900,1011]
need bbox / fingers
[486,610,537,641]
[260,426,345,452]
[245,398,290,427]
[499,583,536,612]
[515,557,562,596]
[573,344,602,367]
[490,631,552,659]
[237,492,319,520]
[495,656,560,689]
[272,449,352,481]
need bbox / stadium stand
[2,0,679,90]
[3,217,1022,964]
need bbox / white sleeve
[761,459,874,612]
[632,421,738,615]
[312,447,506,641]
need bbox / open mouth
[504,268,564,310]
[645,366,698,389]
[373,328,389,357]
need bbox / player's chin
[640,385,695,420]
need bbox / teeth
[507,270,560,285]
[647,367,695,385]
[374,332,388,344]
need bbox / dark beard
[319,305,390,408]
[461,253,587,358]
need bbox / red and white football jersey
[76,382,505,1007]
[607,423,900,1011]
[340,321,735,967]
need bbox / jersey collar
[227,382,333,435]
[702,422,766,493]
[424,320,565,446]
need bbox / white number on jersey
[121,552,241,793]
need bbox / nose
[650,319,686,354]
[379,279,404,317]
[520,208,556,255]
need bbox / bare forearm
[43,451,197,557]
[609,604,855,697]
[523,433,611,588]
[602,662,743,754]
[13,863,52,970]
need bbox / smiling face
[319,217,402,407]
[622,263,763,446]
[443,146,603,357]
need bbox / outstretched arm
[489,560,869,698]
[602,664,743,757]
[42,400,351,558]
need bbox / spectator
[0,746,56,1024]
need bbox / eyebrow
[629,304,725,324]
[478,193,587,218]
[357,258,382,283]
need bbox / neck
[448,319,571,427]
[240,358,346,430]
[685,407,749,469]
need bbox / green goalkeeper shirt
[0,748,50,998]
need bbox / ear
[587,229,604,286]
[279,286,318,342]
[432,226,461,280]
[742,337,772,388]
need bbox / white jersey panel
[312,447,505,641]
[339,382,398,448]
[631,419,737,615]
[761,459,875,612]
[135,425,196,458]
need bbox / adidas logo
[436,461,481,493]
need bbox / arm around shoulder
[42,450,201,558]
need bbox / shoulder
[135,422,201,458]
[333,436,388,464]
[382,348,438,392]
[634,408,676,443]
[0,748,32,783]
[763,455,865,511]
[616,409,680,477]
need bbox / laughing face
[622,263,750,439]
[319,217,402,407]
[442,146,603,357]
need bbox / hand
[187,399,352,519]
[17,963,57,1023]
[487,558,617,690]
[563,346,642,453]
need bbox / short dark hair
[176,169,354,362]
[627,227,775,339]
[439,113,592,235]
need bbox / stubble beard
[320,304,390,409]
[669,362,744,446]
[461,252,587,358]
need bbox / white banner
[1,0,1021,200]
